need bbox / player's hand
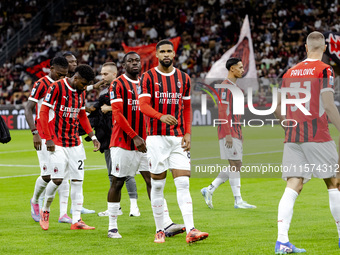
[93,79,106,89]
[160,115,177,125]
[33,134,42,151]
[93,139,100,152]
[133,135,147,153]
[101,104,112,114]
[181,133,191,152]
[225,135,233,148]
[46,140,55,152]
[86,105,96,113]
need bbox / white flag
[205,15,258,91]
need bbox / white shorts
[146,136,191,174]
[49,144,86,181]
[219,137,243,161]
[282,141,338,183]
[110,147,148,178]
[37,139,51,176]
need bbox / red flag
[26,59,51,79]
[122,37,181,73]
[324,32,340,65]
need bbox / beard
[129,69,140,76]
[160,59,173,68]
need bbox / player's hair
[156,39,174,50]
[62,51,75,58]
[50,56,69,68]
[306,31,325,52]
[103,62,117,67]
[122,52,139,63]
[75,64,95,82]
[226,58,242,70]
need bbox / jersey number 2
[78,160,84,170]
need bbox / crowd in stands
[0,0,339,105]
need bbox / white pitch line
[245,150,283,156]
[0,166,106,179]
[191,150,283,161]
[0,164,106,168]
[0,149,33,154]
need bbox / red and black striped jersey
[217,79,242,140]
[42,78,86,147]
[281,59,334,143]
[109,74,146,151]
[139,67,191,136]
[28,75,55,139]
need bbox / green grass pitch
[1,125,340,254]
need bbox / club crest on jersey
[177,81,182,88]
[54,167,58,173]
[45,93,51,102]
[110,91,115,99]
[115,164,119,172]
[137,85,142,95]
[43,164,47,171]
[31,88,36,96]
[222,92,226,99]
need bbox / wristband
[31,129,39,135]
[87,85,94,91]
[91,135,97,141]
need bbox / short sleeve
[320,66,335,93]
[42,83,59,108]
[110,81,123,104]
[28,80,46,102]
[139,72,152,99]
[183,74,191,100]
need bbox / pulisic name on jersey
[155,91,182,104]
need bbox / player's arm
[274,73,287,130]
[101,104,112,114]
[40,104,54,152]
[274,91,285,128]
[139,96,177,125]
[40,84,57,152]
[111,101,146,153]
[321,92,340,131]
[219,98,233,148]
[182,98,191,152]
[78,108,100,152]
[86,79,105,91]
[181,75,192,152]
[24,100,41,150]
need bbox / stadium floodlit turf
[1,125,339,254]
